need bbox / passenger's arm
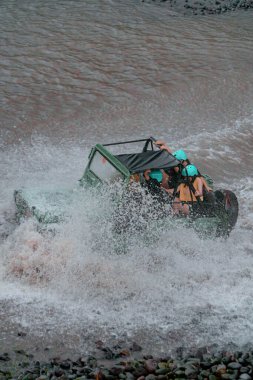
[195,177,203,197]
[144,169,151,180]
[155,140,173,154]
[201,177,212,192]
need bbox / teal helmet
[149,169,163,183]
[173,149,188,161]
[182,164,199,177]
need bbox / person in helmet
[155,140,190,166]
[155,141,190,192]
[144,169,163,195]
[143,168,170,205]
[173,164,204,216]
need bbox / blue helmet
[182,164,199,177]
[173,149,188,161]
[149,169,163,183]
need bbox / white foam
[0,131,253,354]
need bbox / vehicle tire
[214,189,239,237]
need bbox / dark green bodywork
[79,144,131,187]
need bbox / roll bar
[103,137,157,152]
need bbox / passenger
[173,164,205,216]
[129,173,140,183]
[143,169,163,196]
[156,143,190,192]
[143,169,171,205]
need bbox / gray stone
[185,365,198,378]
[186,358,201,365]
[221,374,234,380]
[216,365,226,376]
[145,375,157,380]
[227,363,241,370]
[240,368,250,374]
[239,375,251,380]
[145,360,157,373]
[155,369,169,375]
[200,370,211,378]
[201,362,212,369]
[175,370,186,378]
[126,373,135,380]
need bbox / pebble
[239,375,251,380]
[2,348,253,380]
[145,359,157,373]
[145,375,157,380]
[126,373,135,380]
[227,362,241,370]
[144,0,253,14]
[216,364,227,375]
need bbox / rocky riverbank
[1,345,253,380]
[141,0,253,15]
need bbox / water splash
[0,126,253,355]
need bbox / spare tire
[214,189,239,237]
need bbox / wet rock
[72,367,84,374]
[227,362,241,370]
[184,364,198,378]
[125,373,135,380]
[239,375,251,380]
[101,347,115,360]
[0,354,11,362]
[131,342,142,352]
[19,362,30,368]
[53,369,65,377]
[200,370,211,378]
[209,375,217,380]
[145,375,157,380]
[216,364,226,375]
[174,370,186,377]
[221,374,235,380]
[86,356,97,368]
[60,361,71,370]
[186,358,201,364]
[109,366,125,376]
[145,360,157,373]
[240,367,250,373]
[155,368,170,375]
[15,350,26,355]
[133,366,147,378]
[201,362,212,369]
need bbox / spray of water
[0,119,253,355]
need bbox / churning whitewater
[0,0,253,359]
[1,118,253,356]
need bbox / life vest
[177,177,204,202]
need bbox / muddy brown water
[1,0,253,359]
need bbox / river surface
[1,0,253,359]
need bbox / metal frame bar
[103,138,151,147]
